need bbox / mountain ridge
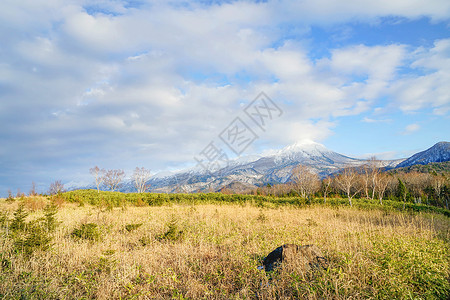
[75,141,449,193]
[396,142,450,168]
[144,141,405,193]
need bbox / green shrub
[139,236,152,246]
[71,223,101,241]
[14,223,53,256]
[55,190,450,217]
[125,223,143,232]
[256,210,267,222]
[156,216,184,242]
[8,204,59,256]
[0,211,9,228]
[43,204,59,232]
[10,204,28,232]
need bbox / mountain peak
[435,141,450,147]
[396,141,450,168]
[281,140,327,152]
[288,139,325,149]
[277,140,329,157]
[88,141,447,194]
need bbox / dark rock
[262,244,327,272]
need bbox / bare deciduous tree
[404,172,430,204]
[375,173,391,205]
[103,169,125,192]
[29,181,38,196]
[322,176,332,204]
[334,167,361,206]
[360,157,380,200]
[16,188,24,198]
[361,166,371,199]
[368,157,380,200]
[291,165,320,201]
[49,180,65,195]
[276,183,292,197]
[432,174,447,209]
[90,166,105,193]
[7,189,13,200]
[133,167,151,193]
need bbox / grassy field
[0,194,449,299]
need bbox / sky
[1,0,449,196]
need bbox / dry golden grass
[0,199,449,299]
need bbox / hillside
[396,142,450,168]
[145,141,403,193]
[391,161,450,174]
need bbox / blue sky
[0,0,449,195]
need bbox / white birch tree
[90,166,105,193]
[335,167,361,206]
[103,169,125,192]
[133,167,151,193]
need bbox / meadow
[0,192,449,299]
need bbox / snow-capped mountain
[396,142,450,168]
[145,140,403,193]
[84,141,450,194]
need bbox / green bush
[7,204,59,256]
[55,190,450,217]
[156,216,184,242]
[0,211,9,228]
[125,223,143,232]
[10,204,28,232]
[14,223,53,256]
[71,223,101,241]
[43,204,59,232]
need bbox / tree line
[89,166,151,193]
[89,161,449,210]
[7,166,152,198]
[255,160,449,209]
[8,161,448,212]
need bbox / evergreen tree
[397,178,408,209]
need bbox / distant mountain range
[123,141,446,193]
[81,141,450,193]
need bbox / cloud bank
[0,0,449,194]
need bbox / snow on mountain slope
[272,140,357,165]
[147,140,404,193]
[78,140,443,193]
[396,142,450,168]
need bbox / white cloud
[390,39,450,114]
[272,0,450,23]
[401,123,421,135]
[0,0,449,194]
[362,117,392,123]
[328,44,405,81]
[355,151,399,160]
